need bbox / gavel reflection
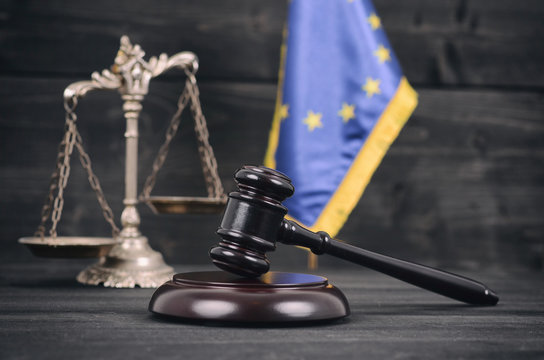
[210,165,498,306]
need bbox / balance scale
[19,36,227,288]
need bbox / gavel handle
[279,220,499,306]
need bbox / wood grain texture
[0,0,543,86]
[0,0,286,81]
[374,0,544,87]
[0,263,542,359]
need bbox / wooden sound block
[148,271,350,323]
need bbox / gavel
[210,165,499,306]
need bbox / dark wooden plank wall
[1,0,543,270]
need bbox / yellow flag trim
[310,77,418,236]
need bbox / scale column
[120,95,143,238]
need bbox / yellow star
[362,77,381,97]
[279,104,289,120]
[338,103,356,123]
[373,45,391,63]
[368,13,381,30]
[303,111,323,131]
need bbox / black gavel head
[209,165,294,277]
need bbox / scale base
[77,236,173,288]
[149,271,350,324]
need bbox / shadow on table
[148,312,351,328]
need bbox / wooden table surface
[0,262,542,359]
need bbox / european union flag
[265,0,418,237]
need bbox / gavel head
[209,165,294,277]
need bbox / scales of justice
[19,35,227,288]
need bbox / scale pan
[18,236,118,258]
[146,196,227,214]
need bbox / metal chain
[48,99,78,238]
[140,83,191,200]
[74,129,120,238]
[34,95,120,239]
[34,137,66,238]
[185,71,226,199]
[139,70,226,201]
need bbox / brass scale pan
[19,237,117,259]
[145,196,226,215]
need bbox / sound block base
[149,271,350,323]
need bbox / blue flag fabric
[265,0,418,237]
